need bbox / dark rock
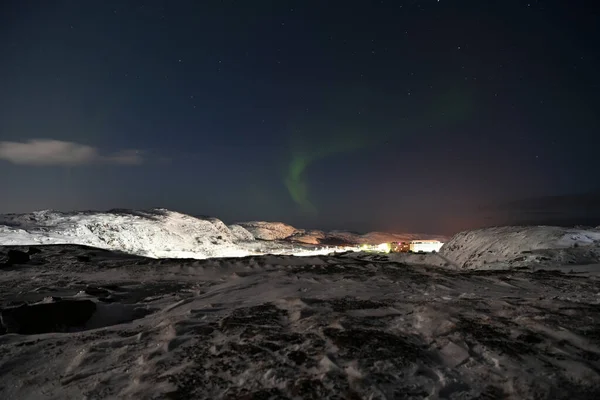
[77,255,91,262]
[100,284,123,291]
[291,379,327,398]
[517,331,544,344]
[287,350,308,365]
[27,247,42,255]
[323,328,426,365]
[6,300,27,307]
[0,299,97,334]
[98,296,118,303]
[226,388,287,400]
[219,304,286,336]
[84,286,110,296]
[43,296,63,302]
[4,249,30,266]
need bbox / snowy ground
[2,244,600,399]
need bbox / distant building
[390,240,443,253]
[408,240,443,253]
[391,242,410,252]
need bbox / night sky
[1,0,599,235]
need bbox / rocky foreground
[1,245,600,399]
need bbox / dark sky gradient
[1,0,599,235]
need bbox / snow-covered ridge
[0,209,256,259]
[440,225,600,269]
[2,209,406,260]
[4,210,600,269]
[0,209,448,260]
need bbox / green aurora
[283,85,474,214]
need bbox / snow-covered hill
[0,209,446,260]
[0,209,258,259]
[440,225,600,269]
[356,231,445,244]
[236,221,300,241]
[237,221,446,245]
[5,209,600,270]
[0,209,372,259]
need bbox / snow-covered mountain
[0,209,259,259]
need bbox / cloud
[0,139,144,166]
[103,149,144,165]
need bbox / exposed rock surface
[0,300,96,334]
[3,249,30,266]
